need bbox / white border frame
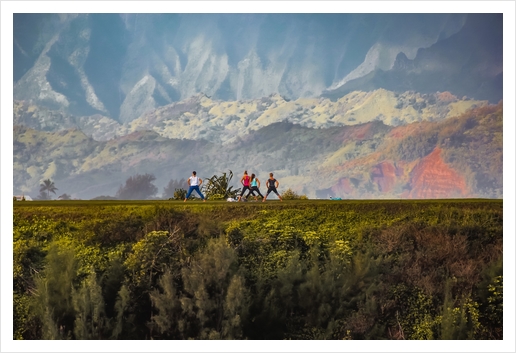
[2,2,514,352]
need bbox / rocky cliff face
[405,148,468,199]
[14,13,501,123]
[318,103,502,200]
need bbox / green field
[13,199,503,340]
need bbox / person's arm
[199,178,203,186]
[187,177,191,186]
[266,179,269,188]
[257,178,260,188]
[275,180,279,188]
[240,176,245,186]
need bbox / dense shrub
[281,188,308,200]
[172,188,187,201]
[13,200,503,340]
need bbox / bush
[281,188,308,200]
[91,195,118,200]
[172,188,187,200]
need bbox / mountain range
[14,14,502,121]
[13,92,502,200]
[12,13,503,199]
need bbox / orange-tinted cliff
[405,147,468,198]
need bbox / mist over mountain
[14,13,502,123]
[322,14,503,103]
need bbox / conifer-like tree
[72,271,108,339]
[32,243,77,339]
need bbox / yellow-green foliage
[124,230,179,286]
[13,199,503,340]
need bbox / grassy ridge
[13,198,501,207]
[13,199,503,340]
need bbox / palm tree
[40,179,58,199]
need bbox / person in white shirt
[184,171,206,202]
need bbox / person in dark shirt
[263,172,283,202]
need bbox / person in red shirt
[238,170,251,201]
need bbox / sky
[1,1,515,352]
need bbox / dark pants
[240,185,251,197]
[248,186,264,198]
[266,187,280,196]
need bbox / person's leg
[246,186,254,199]
[273,188,283,201]
[238,187,245,201]
[193,186,206,201]
[251,187,259,200]
[240,186,250,201]
[254,187,264,200]
[263,189,271,202]
[269,187,282,201]
[184,186,194,201]
[271,188,283,201]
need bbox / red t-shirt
[243,175,250,186]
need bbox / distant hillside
[314,103,503,199]
[13,102,502,200]
[14,89,488,145]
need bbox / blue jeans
[185,185,204,200]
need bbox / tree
[115,173,158,200]
[58,193,71,200]
[36,191,50,200]
[39,179,58,199]
[177,237,249,339]
[162,178,187,199]
[32,243,77,339]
